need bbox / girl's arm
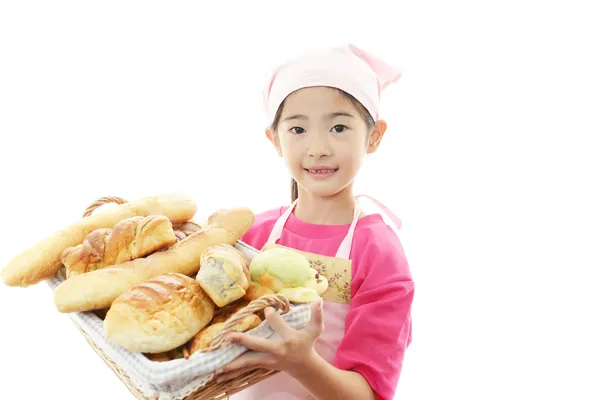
[291,348,377,400]
[215,300,377,400]
[216,231,413,400]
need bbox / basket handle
[82,196,128,218]
[197,293,291,353]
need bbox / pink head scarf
[263,44,401,123]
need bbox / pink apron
[230,195,402,399]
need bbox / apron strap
[266,196,397,260]
[355,194,403,230]
[266,199,299,244]
[335,198,361,259]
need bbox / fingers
[305,298,324,337]
[264,307,294,339]
[226,331,280,354]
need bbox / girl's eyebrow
[282,114,308,122]
[282,112,355,122]
[327,112,355,119]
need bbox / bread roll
[173,221,202,235]
[243,281,275,302]
[196,244,250,307]
[53,207,254,313]
[144,345,188,362]
[61,215,177,278]
[104,273,215,354]
[212,299,250,323]
[278,287,321,303]
[1,194,197,287]
[188,314,261,355]
[249,247,328,295]
[173,220,202,241]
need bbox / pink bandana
[263,44,401,123]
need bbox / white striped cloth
[45,241,311,400]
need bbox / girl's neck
[293,186,358,225]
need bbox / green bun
[249,248,328,294]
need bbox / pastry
[53,207,254,313]
[61,215,177,278]
[1,194,197,287]
[250,247,328,294]
[104,273,215,354]
[196,244,251,307]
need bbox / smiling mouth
[304,168,339,174]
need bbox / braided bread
[61,215,177,278]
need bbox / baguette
[53,207,254,313]
[1,194,197,287]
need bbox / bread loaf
[53,207,254,313]
[1,194,197,287]
[104,273,215,353]
[196,244,251,307]
[61,215,177,278]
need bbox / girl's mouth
[304,167,339,179]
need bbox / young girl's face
[269,86,385,199]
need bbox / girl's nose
[307,133,332,158]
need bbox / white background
[1,1,599,399]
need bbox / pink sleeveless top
[230,196,414,400]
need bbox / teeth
[308,169,336,173]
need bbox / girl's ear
[367,120,388,154]
[266,129,283,157]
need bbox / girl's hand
[214,298,324,382]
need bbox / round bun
[249,247,328,295]
[279,287,321,303]
[104,273,215,353]
[243,281,275,302]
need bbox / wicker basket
[45,196,312,400]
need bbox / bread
[243,281,275,302]
[249,247,328,295]
[61,215,177,278]
[1,194,197,287]
[144,346,188,362]
[173,221,202,242]
[196,244,251,307]
[53,207,254,313]
[188,314,261,355]
[104,273,215,354]
[212,299,250,323]
[173,221,202,236]
[278,287,321,303]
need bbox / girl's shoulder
[239,206,285,249]
[354,213,404,253]
[351,215,411,279]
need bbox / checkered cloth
[45,241,312,400]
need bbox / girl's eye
[291,127,305,134]
[331,124,348,133]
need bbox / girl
[216,44,414,400]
